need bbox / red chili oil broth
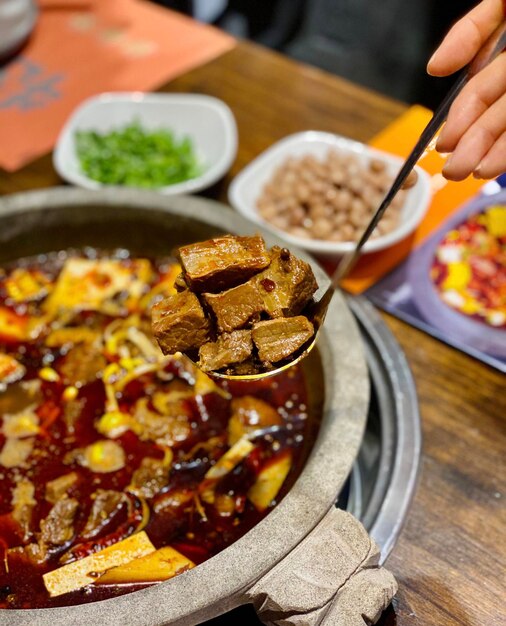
[0,249,319,609]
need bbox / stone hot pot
[0,188,395,626]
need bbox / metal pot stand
[204,296,422,625]
[344,296,421,560]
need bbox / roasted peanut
[256,150,413,243]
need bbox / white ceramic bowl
[0,0,37,60]
[54,92,237,195]
[229,131,432,258]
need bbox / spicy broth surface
[0,249,316,609]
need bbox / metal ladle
[198,21,506,382]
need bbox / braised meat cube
[203,281,264,333]
[81,490,125,539]
[40,498,79,546]
[133,398,191,447]
[253,247,318,318]
[152,290,211,354]
[151,235,320,375]
[252,316,314,363]
[224,360,259,376]
[199,330,253,372]
[60,343,107,386]
[179,235,270,293]
[128,458,170,499]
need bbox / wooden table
[1,42,504,626]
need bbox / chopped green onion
[75,120,202,188]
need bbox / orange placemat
[0,0,235,171]
[340,105,485,294]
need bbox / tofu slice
[42,531,155,597]
[43,258,152,316]
[94,546,195,585]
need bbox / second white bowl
[228,131,432,258]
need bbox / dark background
[153,0,476,110]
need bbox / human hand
[427,0,506,181]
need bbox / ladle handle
[332,19,506,286]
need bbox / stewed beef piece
[178,235,270,293]
[203,282,264,333]
[253,247,318,317]
[198,330,253,372]
[60,343,106,387]
[203,246,317,332]
[81,490,125,539]
[128,458,170,499]
[152,290,211,355]
[40,498,79,547]
[152,235,318,374]
[252,316,314,364]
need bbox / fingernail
[441,155,454,180]
[443,153,453,170]
[435,128,448,152]
[473,164,484,179]
[427,55,436,75]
